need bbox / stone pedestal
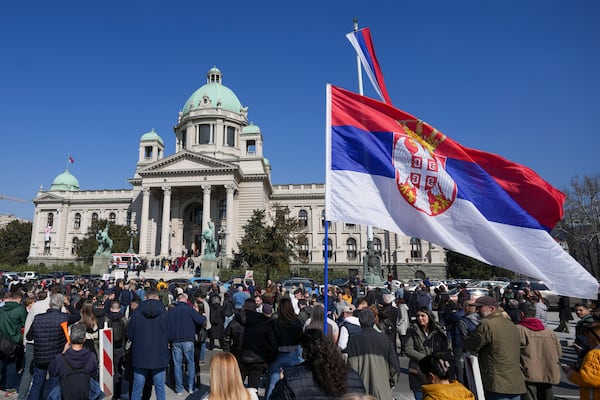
[91,254,112,276]
[200,258,219,279]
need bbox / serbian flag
[346,27,392,105]
[325,85,597,299]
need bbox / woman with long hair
[406,307,450,400]
[79,299,100,356]
[265,297,303,399]
[304,303,339,344]
[271,328,365,399]
[419,353,474,400]
[200,352,258,400]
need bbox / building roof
[140,128,164,145]
[242,123,261,134]
[182,67,242,114]
[49,170,80,191]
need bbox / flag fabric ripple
[346,27,392,105]
[325,84,597,299]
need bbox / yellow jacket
[569,348,600,400]
[422,380,475,400]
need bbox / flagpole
[323,219,329,335]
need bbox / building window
[410,237,422,259]
[109,212,116,223]
[72,237,79,255]
[345,223,355,231]
[144,146,152,159]
[226,126,235,147]
[346,238,357,259]
[298,238,309,259]
[219,200,227,220]
[74,213,81,230]
[47,213,54,227]
[180,132,186,148]
[246,140,256,155]
[44,237,51,255]
[191,207,202,223]
[126,211,132,227]
[298,209,308,228]
[373,237,382,257]
[91,213,98,226]
[322,238,333,259]
[199,124,211,144]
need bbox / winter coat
[516,318,562,384]
[27,309,69,368]
[568,347,600,400]
[422,380,475,400]
[558,297,574,321]
[240,310,270,363]
[127,298,169,370]
[0,301,27,344]
[348,327,400,400]
[208,302,225,339]
[48,347,98,380]
[270,363,365,400]
[405,323,450,392]
[168,301,206,343]
[463,311,526,395]
[397,303,410,336]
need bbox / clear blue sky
[1,1,599,220]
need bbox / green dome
[182,67,243,114]
[242,123,260,134]
[263,157,270,166]
[140,128,164,145]
[49,170,80,192]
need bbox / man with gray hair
[348,308,400,400]
[26,293,70,400]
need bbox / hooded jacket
[167,301,206,343]
[0,301,27,343]
[127,298,169,369]
[422,381,475,400]
[517,317,562,384]
[48,347,98,379]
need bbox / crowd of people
[0,274,597,400]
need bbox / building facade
[28,67,447,279]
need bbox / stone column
[202,185,212,233]
[139,187,150,255]
[225,184,235,257]
[160,186,172,256]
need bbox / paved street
[119,270,581,399]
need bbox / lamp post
[127,228,137,254]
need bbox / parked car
[189,277,216,287]
[448,287,490,304]
[280,277,319,293]
[506,280,587,309]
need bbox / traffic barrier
[99,327,114,399]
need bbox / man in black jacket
[27,293,69,400]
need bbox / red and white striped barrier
[99,327,114,399]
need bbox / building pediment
[137,151,238,176]
[34,193,64,202]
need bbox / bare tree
[554,174,600,277]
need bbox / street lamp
[127,228,137,254]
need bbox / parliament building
[27,67,447,279]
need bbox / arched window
[298,209,308,228]
[410,237,422,259]
[47,212,54,227]
[219,200,227,220]
[91,213,98,226]
[190,207,202,223]
[346,238,357,259]
[109,212,116,223]
[73,213,81,230]
[373,237,382,257]
[322,238,333,259]
[298,238,309,259]
[321,210,328,228]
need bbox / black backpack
[60,354,91,400]
[106,315,126,349]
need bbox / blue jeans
[265,347,302,400]
[131,367,166,400]
[172,341,195,393]
[199,341,206,362]
[28,366,58,400]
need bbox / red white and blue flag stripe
[325,84,597,299]
[346,27,392,105]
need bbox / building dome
[242,123,260,134]
[182,67,243,114]
[49,170,80,192]
[140,128,164,145]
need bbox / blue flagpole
[324,219,329,335]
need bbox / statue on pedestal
[202,219,217,259]
[95,225,113,256]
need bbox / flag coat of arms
[325,84,597,299]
